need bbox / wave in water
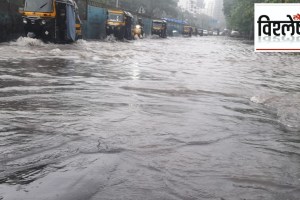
[10,37,46,47]
[251,93,300,129]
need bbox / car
[203,30,208,36]
[172,30,180,37]
[198,29,204,36]
[230,30,240,37]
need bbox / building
[178,0,205,15]
[213,0,225,21]
[178,0,225,29]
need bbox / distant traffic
[14,0,237,43]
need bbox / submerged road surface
[0,37,299,200]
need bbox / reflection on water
[0,37,299,200]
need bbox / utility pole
[116,0,119,8]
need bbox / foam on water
[11,37,46,47]
[75,39,88,46]
[251,93,300,129]
[74,39,91,51]
[250,95,266,104]
[104,35,117,42]
[49,48,63,56]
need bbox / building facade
[178,0,205,15]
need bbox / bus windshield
[24,0,53,12]
[108,13,124,22]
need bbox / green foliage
[118,0,179,18]
[223,0,300,36]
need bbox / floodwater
[0,36,299,200]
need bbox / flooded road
[0,36,299,200]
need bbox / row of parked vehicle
[19,0,210,43]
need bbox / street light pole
[116,0,119,8]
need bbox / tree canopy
[98,0,179,18]
[82,0,220,28]
[223,0,300,37]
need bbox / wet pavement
[0,36,299,200]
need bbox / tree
[223,0,300,38]
[119,0,179,18]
